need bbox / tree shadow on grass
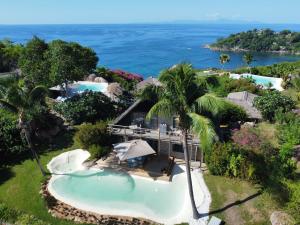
[0,167,15,185]
[199,191,262,218]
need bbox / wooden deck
[108,124,200,145]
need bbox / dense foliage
[74,121,112,149]
[0,202,50,225]
[18,37,98,88]
[96,67,142,92]
[206,142,264,180]
[0,110,26,165]
[254,91,295,121]
[0,39,22,72]
[207,74,261,97]
[53,91,119,124]
[210,29,300,53]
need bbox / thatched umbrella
[86,74,97,82]
[107,82,123,101]
[94,77,108,83]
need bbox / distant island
[208,29,300,54]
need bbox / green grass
[255,122,279,148]
[204,174,282,225]
[0,131,79,225]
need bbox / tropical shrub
[89,145,110,159]
[53,91,118,124]
[284,180,300,223]
[254,91,295,121]
[74,121,112,149]
[206,143,260,180]
[218,102,248,124]
[0,202,50,225]
[209,75,261,97]
[0,110,26,165]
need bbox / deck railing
[107,124,199,144]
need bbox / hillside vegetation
[210,29,300,54]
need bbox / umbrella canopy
[113,139,156,161]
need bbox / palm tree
[243,53,254,73]
[219,54,230,70]
[139,63,225,218]
[0,84,48,176]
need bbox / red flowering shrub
[110,69,143,82]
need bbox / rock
[270,211,295,225]
[86,74,97,82]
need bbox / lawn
[0,131,80,225]
[204,174,282,225]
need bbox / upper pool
[230,73,284,91]
[47,150,211,225]
[70,81,108,94]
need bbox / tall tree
[18,36,50,86]
[0,83,48,175]
[47,40,98,95]
[0,39,23,73]
[139,63,225,218]
[219,53,230,70]
[243,53,254,73]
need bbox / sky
[0,0,299,24]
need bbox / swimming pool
[47,150,211,225]
[70,81,108,94]
[230,73,284,91]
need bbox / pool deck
[94,153,201,182]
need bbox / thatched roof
[107,83,123,101]
[94,77,108,83]
[136,76,161,91]
[227,91,262,119]
[86,74,97,82]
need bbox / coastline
[204,44,300,55]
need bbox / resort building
[226,91,262,120]
[108,99,203,162]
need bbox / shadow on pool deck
[95,153,185,182]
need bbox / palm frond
[137,84,162,102]
[0,99,18,114]
[29,85,48,103]
[195,93,226,116]
[146,98,174,120]
[188,112,217,152]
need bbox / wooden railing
[107,124,199,144]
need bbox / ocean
[1,23,300,77]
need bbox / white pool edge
[229,73,284,91]
[47,150,211,225]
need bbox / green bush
[207,142,265,181]
[0,110,27,165]
[254,91,296,121]
[89,145,110,159]
[218,101,248,123]
[53,91,119,125]
[0,202,20,223]
[74,121,112,149]
[284,180,300,223]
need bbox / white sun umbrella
[113,139,156,161]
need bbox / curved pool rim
[47,150,211,225]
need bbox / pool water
[70,81,108,93]
[230,73,283,91]
[49,169,187,222]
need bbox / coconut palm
[139,63,225,218]
[0,84,48,175]
[243,53,254,73]
[219,54,230,70]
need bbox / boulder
[270,211,295,225]
[86,74,97,82]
